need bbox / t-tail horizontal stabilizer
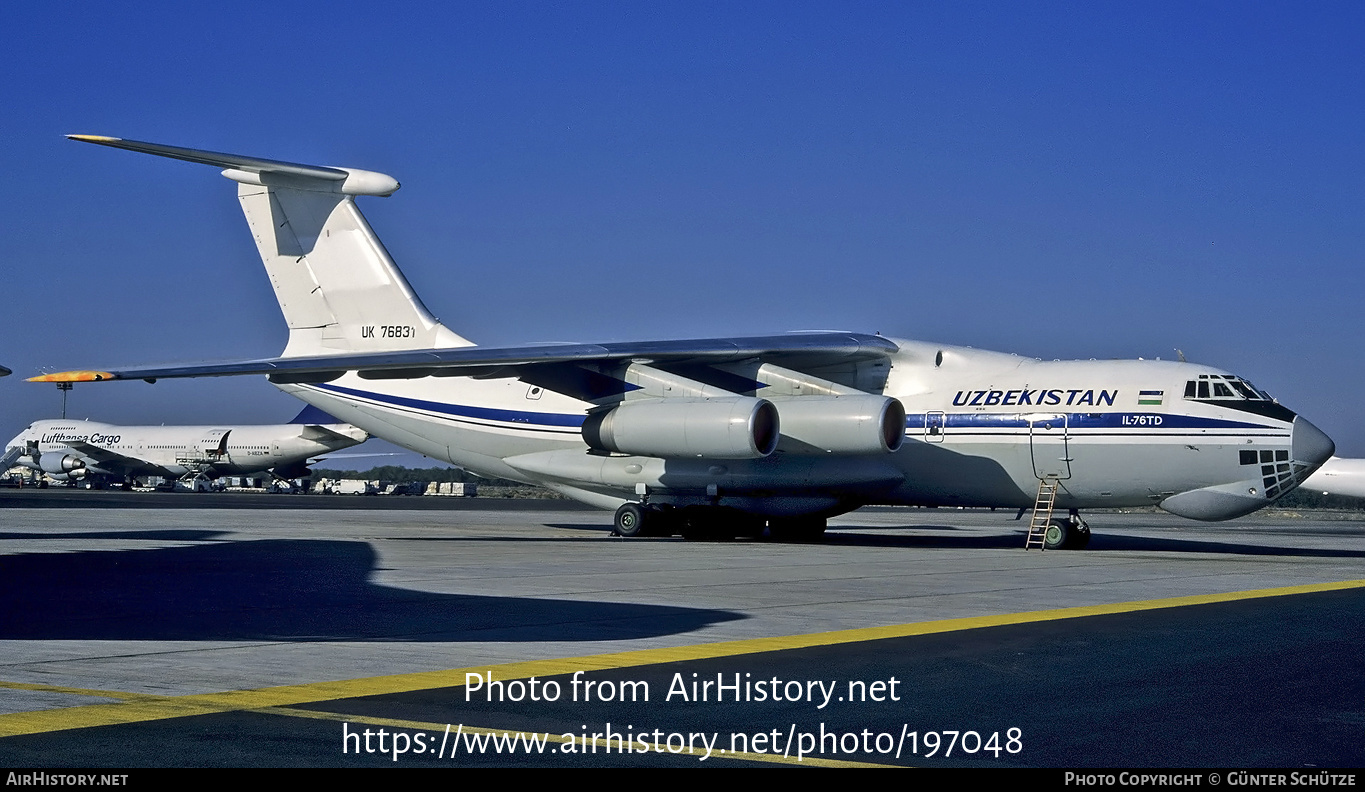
[66,135,400,196]
[66,134,470,358]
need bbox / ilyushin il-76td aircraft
[1,406,368,487]
[32,135,1335,548]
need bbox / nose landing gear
[1042,510,1092,550]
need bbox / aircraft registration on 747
[33,135,1335,548]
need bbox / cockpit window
[1183,374,1272,403]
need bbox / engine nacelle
[582,397,779,459]
[39,454,86,475]
[774,395,906,454]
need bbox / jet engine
[581,397,779,459]
[773,395,906,454]
[38,454,86,475]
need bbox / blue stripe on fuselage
[906,412,1277,431]
[315,383,587,428]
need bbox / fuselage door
[925,411,946,443]
[1027,413,1071,479]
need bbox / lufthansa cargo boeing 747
[2,406,367,487]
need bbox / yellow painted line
[0,681,146,701]
[254,706,894,767]
[1,578,1362,739]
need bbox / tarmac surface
[1,490,1363,768]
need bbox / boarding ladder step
[1025,476,1060,550]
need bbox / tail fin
[68,135,472,357]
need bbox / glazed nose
[1292,416,1335,469]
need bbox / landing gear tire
[768,516,828,542]
[647,506,681,537]
[1067,524,1092,550]
[1043,518,1070,550]
[678,509,728,541]
[613,503,647,537]
[1043,517,1092,550]
[677,507,763,541]
[733,514,766,539]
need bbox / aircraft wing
[299,424,370,443]
[59,441,146,470]
[28,332,898,385]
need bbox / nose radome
[1292,416,1335,469]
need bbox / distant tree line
[1272,488,1365,512]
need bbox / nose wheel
[1043,512,1091,550]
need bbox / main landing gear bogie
[612,503,825,542]
[612,502,682,537]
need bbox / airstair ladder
[1025,476,1060,550]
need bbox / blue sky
[4,2,1364,461]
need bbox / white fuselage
[274,338,1327,521]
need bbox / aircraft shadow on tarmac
[0,530,227,542]
[545,522,1365,558]
[819,524,1365,557]
[0,539,742,642]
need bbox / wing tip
[67,134,120,143]
[28,371,117,383]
